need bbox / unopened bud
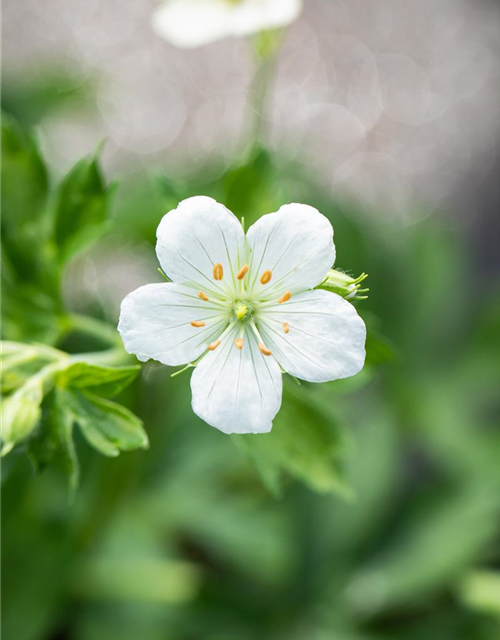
[319,269,369,301]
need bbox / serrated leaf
[57,362,141,398]
[65,389,148,457]
[27,388,79,490]
[53,154,114,262]
[234,383,350,498]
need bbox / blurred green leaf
[1,112,48,226]
[459,570,500,617]
[57,362,141,398]
[27,387,79,490]
[2,68,92,127]
[1,341,55,393]
[65,389,148,457]
[234,383,350,498]
[53,153,116,263]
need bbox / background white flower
[152,0,303,49]
[118,196,366,434]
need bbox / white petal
[245,203,335,300]
[191,325,282,434]
[258,290,366,383]
[156,196,246,298]
[118,283,229,366]
[152,0,231,49]
[152,0,302,49]
[227,0,303,36]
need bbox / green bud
[1,376,44,453]
[319,269,369,301]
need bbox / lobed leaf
[65,389,148,457]
[56,361,141,398]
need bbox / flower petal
[245,203,335,300]
[152,0,302,49]
[191,325,283,434]
[257,289,366,383]
[118,283,229,366]
[156,196,246,297]
[152,0,231,49]
[228,0,303,37]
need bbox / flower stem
[243,30,283,156]
[64,313,122,348]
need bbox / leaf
[234,382,350,498]
[459,570,500,617]
[53,153,115,263]
[65,389,148,457]
[27,388,79,490]
[1,112,48,227]
[56,362,141,398]
[0,341,59,393]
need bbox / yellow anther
[258,342,272,356]
[278,291,291,304]
[283,322,289,334]
[191,320,206,327]
[260,270,272,285]
[235,303,248,321]
[213,263,223,280]
[237,264,249,280]
[207,339,221,351]
[234,338,244,350]
[198,291,209,301]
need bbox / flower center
[233,301,254,323]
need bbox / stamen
[258,342,272,356]
[207,339,221,351]
[283,322,289,334]
[213,263,223,281]
[237,264,249,280]
[278,291,291,304]
[260,270,272,285]
[234,338,244,350]
[198,290,209,301]
[191,320,206,327]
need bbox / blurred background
[2,1,500,639]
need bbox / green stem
[243,30,283,157]
[64,313,122,348]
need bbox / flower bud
[320,270,369,301]
[1,377,44,454]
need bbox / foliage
[1,105,500,640]
[1,114,146,487]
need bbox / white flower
[118,197,366,434]
[152,0,302,49]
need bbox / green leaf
[1,112,48,226]
[65,389,148,457]
[56,362,141,398]
[234,383,350,498]
[27,388,79,490]
[53,153,115,262]
[0,341,60,393]
[459,570,500,617]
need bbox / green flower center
[233,301,254,323]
